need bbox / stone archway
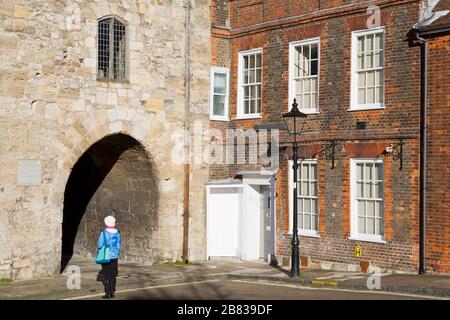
[60,133,160,272]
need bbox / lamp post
[283,98,308,278]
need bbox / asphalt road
[73,280,437,300]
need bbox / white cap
[104,215,116,227]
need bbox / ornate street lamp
[282,98,308,278]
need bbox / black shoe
[102,294,111,299]
[110,294,115,299]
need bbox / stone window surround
[97,15,129,82]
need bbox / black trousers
[101,258,118,296]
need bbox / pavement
[0,256,449,300]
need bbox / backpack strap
[102,230,108,247]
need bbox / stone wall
[0,0,211,280]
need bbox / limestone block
[108,92,118,105]
[145,99,164,112]
[44,103,60,119]
[138,3,146,15]
[13,5,28,19]
[3,18,25,32]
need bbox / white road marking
[63,279,221,300]
[64,278,449,301]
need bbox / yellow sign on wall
[354,246,362,257]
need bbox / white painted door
[207,187,240,257]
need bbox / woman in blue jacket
[98,215,121,299]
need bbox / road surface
[70,279,439,300]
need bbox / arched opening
[60,133,159,272]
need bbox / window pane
[367,201,375,217]
[249,70,255,83]
[367,71,375,87]
[311,60,318,76]
[376,86,383,103]
[213,95,225,116]
[375,33,382,50]
[244,86,250,99]
[256,69,262,83]
[311,181,317,197]
[377,218,384,235]
[98,19,111,79]
[298,198,303,213]
[367,87,375,103]
[311,199,317,214]
[244,70,249,84]
[214,73,227,94]
[375,201,382,218]
[311,44,318,60]
[358,217,366,234]
[374,52,382,68]
[256,54,262,68]
[356,163,364,180]
[358,200,366,217]
[311,77,318,93]
[304,94,310,108]
[249,54,255,69]
[302,181,309,196]
[244,100,249,114]
[303,45,310,61]
[249,99,255,114]
[356,182,363,198]
[365,164,372,181]
[366,182,373,198]
[374,182,382,198]
[367,218,375,234]
[295,80,302,94]
[257,84,261,99]
[366,34,374,51]
[311,213,317,231]
[113,20,126,80]
[375,70,382,86]
[357,37,364,54]
[304,214,311,230]
[311,93,317,109]
[358,88,366,104]
[357,54,364,70]
[244,56,249,69]
[256,99,261,113]
[366,53,374,69]
[304,78,311,92]
[301,164,308,179]
[358,72,366,88]
[304,199,311,213]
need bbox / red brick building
[206,0,449,273]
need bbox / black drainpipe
[414,29,427,274]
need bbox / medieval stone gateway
[61,133,160,272]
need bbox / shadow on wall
[60,133,159,273]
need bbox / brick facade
[209,0,450,273]
[425,34,450,273]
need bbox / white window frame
[288,38,320,115]
[350,27,385,111]
[288,159,320,238]
[237,48,263,119]
[210,67,230,121]
[349,158,386,243]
